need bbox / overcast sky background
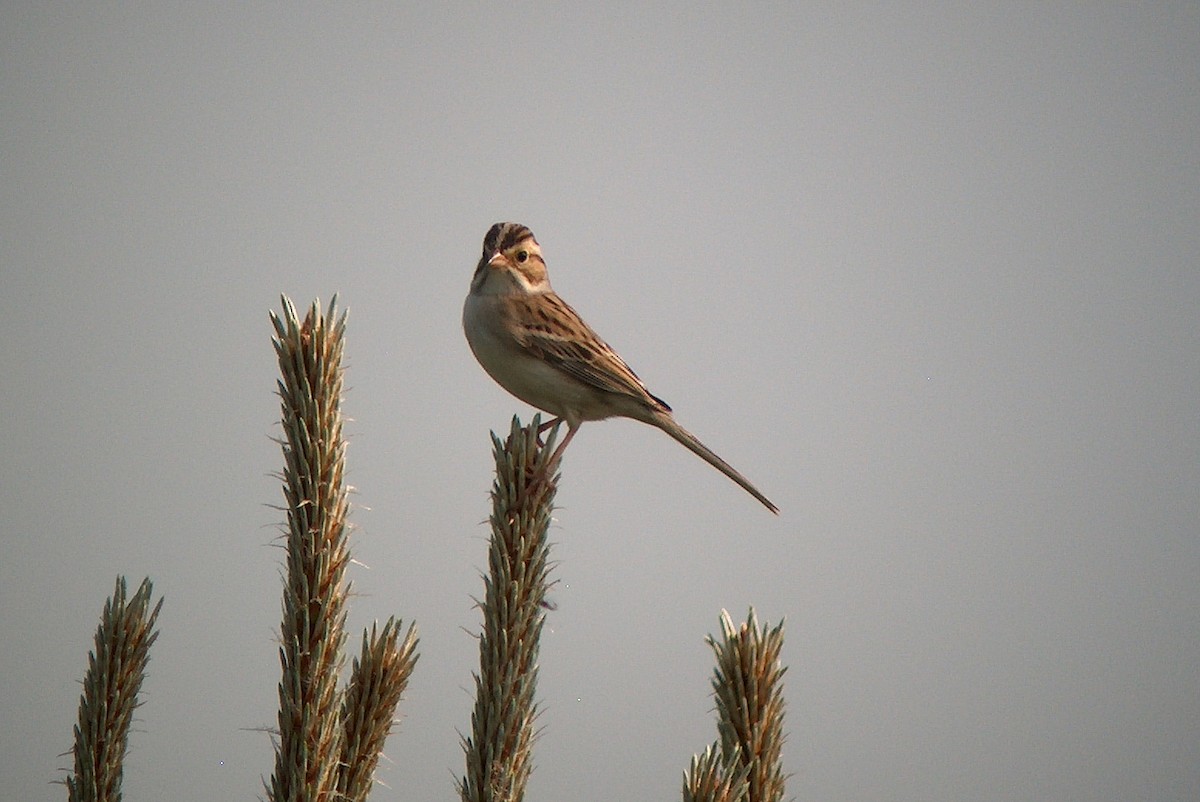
[2,4,1198,801]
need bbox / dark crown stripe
[499,224,534,251]
[482,222,535,255]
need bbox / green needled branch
[682,743,751,802]
[65,577,163,802]
[460,415,561,802]
[706,609,788,802]
[268,296,351,802]
[266,295,419,802]
[338,618,420,802]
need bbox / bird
[462,222,778,514]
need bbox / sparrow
[462,222,778,514]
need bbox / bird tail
[651,413,779,514]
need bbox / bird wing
[510,293,672,412]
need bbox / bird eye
[516,250,529,263]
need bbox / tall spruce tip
[462,414,557,802]
[64,575,163,802]
[706,607,789,802]
[267,293,354,802]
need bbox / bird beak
[487,251,506,268]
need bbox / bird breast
[463,292,615,424]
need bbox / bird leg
[545,422,579,466]
[535,416,562,446]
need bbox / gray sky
[2,4,1197,801]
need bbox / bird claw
[535,417,562,447]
